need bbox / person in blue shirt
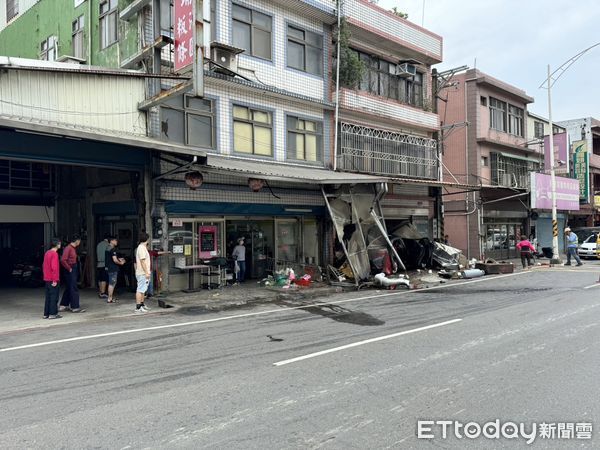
[565,228,583,266]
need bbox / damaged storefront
[154,155,390,291]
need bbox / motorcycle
[11,263,44,287]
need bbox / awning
[205,155,389,184]
[499,151,539,163]
[0,116,208,160]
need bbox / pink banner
[530,172,580,211]
[543,132,568,174]
[174,0,194,71]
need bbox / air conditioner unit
[210,42,244,74]
[397,63,417,78]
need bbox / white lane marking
[0,271,526,353]
[273,319,463,366]
[583,283,600,290]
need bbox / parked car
[578,234,598,259]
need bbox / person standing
[59,235,85,313]
[96,234,110,299]
[516,235,536,269]
[42,238,62,319]
[105,237,126,303]
[134,232,151,313]
[565,228,583,266]
[232,237,246,283]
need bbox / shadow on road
[276,300,385,326]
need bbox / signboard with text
[174,0,194,72]
[573,140,589,201]
[530,172,580,211]
[543,132,569,175]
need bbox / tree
[334,17,365,88]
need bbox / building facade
[440,69,536,259]
[557,117,600,228]
[1,0,445,290]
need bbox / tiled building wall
[343,0,443,61]
[205,80,330,165]
[214,0,329,102]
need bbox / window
[6,0,18,21]
[287,116,322,162]
[480,96,487,106]
[534,121,545,139]
[481,156,489,167]
[287,25,323,76]
[232,4,272,60]
[160,96,216,149]
[489,97,507,132]
[100,0,118,49]
[508,105,524,136]
[348,49,424,107]
[74,0,86,7]
[233,105,273,156]
[72,15,85,60]
[40,36,58,61]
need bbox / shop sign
[543,132,569,175]
[595,195,600,209]
[573,140,589,201]
[530,172,579,211]
[172,218,183,227]
[174,0,194,71]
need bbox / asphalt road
[1,268,600,449]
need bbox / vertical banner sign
[174,0,194,72]
[543,132,569,175]
[573,140,589,201]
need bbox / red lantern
[248,178,266,192]
[184,171,203,190]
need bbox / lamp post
[540,42,600,264]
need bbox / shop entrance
[226,220,274,280]
[484,223,524,260]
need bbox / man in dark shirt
[59,235,85,313]
[105,237,125,303]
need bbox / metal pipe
[332,0,342,171]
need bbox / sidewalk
[0,273,454,333]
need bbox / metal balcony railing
[338,123,438,179]
[490,152,539,189]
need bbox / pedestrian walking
[96,233,110,299]
[105,237,126,303]
[232,237,246,283]
[134,232,151,313]
[59,235,85,313]
[516,235,536,269]
[42,238,62,319]
[564,228,583,266]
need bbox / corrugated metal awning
[205,155,388,184]
[0,116,207,159]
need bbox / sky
[377,0,600,121]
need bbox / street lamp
[539,42,600,264]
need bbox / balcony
[490,152,539,189]
[340,88,438,131]
[337,122,438,179]
[343,0,442,64]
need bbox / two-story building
[440,69,535,259]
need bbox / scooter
[11,263,44,287]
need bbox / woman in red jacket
[516,235,536,270]
[42,238,62,319]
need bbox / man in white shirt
[232,237,246,283]
[134,232,151,313]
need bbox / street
[1,268,600,449]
